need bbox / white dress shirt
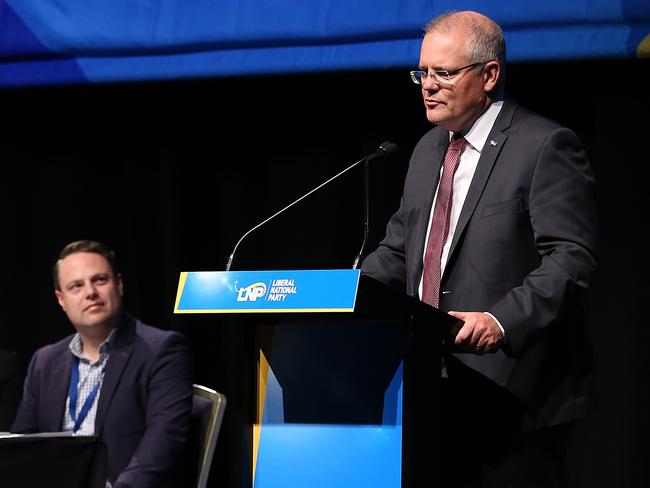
[418,101,506,335]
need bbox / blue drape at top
[1,0,648,86]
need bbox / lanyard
[68,356,105,433]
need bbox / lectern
[175,270,458,488]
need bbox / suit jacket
[362,99,598,429]
[11,315,193,487]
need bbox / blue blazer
[11,315,193,487]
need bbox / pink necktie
[422,133,467,308]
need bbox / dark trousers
[440,369,572,488]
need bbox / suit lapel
[94,318,135,436]
[446,101,517,265]
[44,350,73,430]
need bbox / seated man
[12,240,193,488]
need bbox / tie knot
[449,132,466,151]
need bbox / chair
[191,384,227,488]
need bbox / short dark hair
[53,240,120,290]
[424,11,506,66]
[424,11,507,93]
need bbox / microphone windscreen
[378,141,398,156]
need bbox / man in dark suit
[11,240,193,488]
[362,11,598,487]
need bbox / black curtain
[0,58,648,487]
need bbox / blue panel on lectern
[263,365,285,424]
[254,361,404,488]
[383,362,403,426]
[175,269,360,313]
[254,425,402,488]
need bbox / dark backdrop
[0,58,648,487]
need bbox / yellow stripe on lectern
[253,350,270,483]
[173,272,189,313]
[638,33,650,58]
[174,307,354,314]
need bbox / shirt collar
[68,328,117,363]
[451,100,503,153]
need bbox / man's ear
[55,290,66,311]
[483,60,500,93]
[117,274,124,297]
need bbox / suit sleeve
[113,333,193,488]
[361,196,408,292]
[488,127,599,355]
[10,349,41,433]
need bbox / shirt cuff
[484,312,506,340]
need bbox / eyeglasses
[409,62,485,86]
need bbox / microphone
[352,142,398,269]
[225,141,398,271]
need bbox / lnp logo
[235,281,267,302]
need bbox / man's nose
[84,282,99,297]
[421,76,440,92]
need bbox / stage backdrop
[0,58,648,487]
[1,0,649,86]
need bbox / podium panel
[252,317,403,488]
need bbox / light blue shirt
[62,329,116,436]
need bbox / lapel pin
[489,140,498,146]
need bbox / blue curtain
[1,0,648,86]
